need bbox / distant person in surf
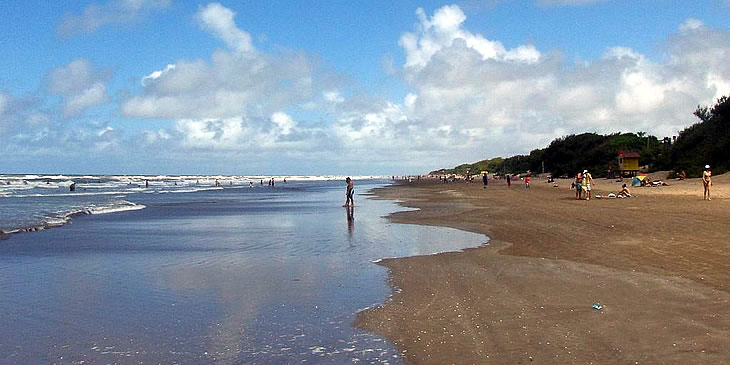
[524,175,530,188]
[702,165,712,200]
[506,174,511,187]
[482,173,488,188]
[343,177,354,207]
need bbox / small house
[618,151,640,177]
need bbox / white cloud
[195,3,254,54]
[679,18,704,32]
[115,5,730,173]
[0,92,53,134]
[47,59,110,116]
[176,117,246,149]
[122,4,322,120]
[323,90,344,103]
[271,112,296,135]
[57,0,171,38]
[0,93,7,116]
[400,5,540,71]
[285,6,730,170]
[141,64,176,86]
[66,82,108,116]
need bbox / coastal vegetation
[432,96,730,178]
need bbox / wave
[86,202,147,215]
[0,200,146,236]
[154,187,225,194]
[3,191,131,198]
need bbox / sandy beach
[356,174,730,364]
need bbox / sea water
[0,177,486,364]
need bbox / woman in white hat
[702,165,712,200]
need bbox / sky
[1,0,729,175]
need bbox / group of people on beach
[571,164,714,200]
[572,170,594,200]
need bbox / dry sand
[355,174,730,364]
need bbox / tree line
[431,96,730,178]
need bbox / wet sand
[356,175,730,364]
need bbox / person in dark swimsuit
[343,177,354,207]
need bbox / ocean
[0,176,486,364]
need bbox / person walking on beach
[343,177,354,207]
[574,172,583,200]
[524,175,530,188]
[582,169,593,200]
[702,165,712,200]
[506,174,511,188]
[482,173,488,188]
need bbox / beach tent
[632,175,646,187]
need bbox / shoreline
[356,177,729,364]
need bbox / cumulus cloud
[0,92,52,134]
[373,5,730,163]
[121,4,730,173]
[122,3,327,120]
[400,5,540,71]
[168,112,319,153]
[47,59,110,116]
[195,3,254,54]
[141,64,176,86]
[679,18,704,32]
[323,90,344,103]
[57,0,171,38]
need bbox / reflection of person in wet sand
[346,205,354,236]
[343,177,354,207]
[702,165,712,200]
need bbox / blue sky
[1,0,729,175]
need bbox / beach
[0,179,487,364]
[356,175,730,364]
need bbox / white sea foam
[86,203,146,215]
[5,191,131,198]
[155,187,225,194]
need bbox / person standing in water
[506,174,511,188]
[343,177,354,207]
[702,165,712,200]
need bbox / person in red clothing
[525,175,530,188]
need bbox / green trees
[432,97,729,178]
[672,96,730,176]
